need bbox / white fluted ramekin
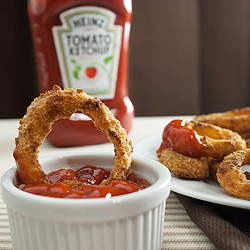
[1,152,171,250]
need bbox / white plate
[134,133,250,210]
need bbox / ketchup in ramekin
[17,165,151,199]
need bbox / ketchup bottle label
[52,6,122,99]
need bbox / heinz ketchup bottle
[28,0,134,147]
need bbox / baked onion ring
[158,148,209,180]
[158,119,246,160]
[194,107,250,139]
[14,85,133,185]
[217,148,250,200]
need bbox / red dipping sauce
[158,119,205,158]
[17,165,151,199]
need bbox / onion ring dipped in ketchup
[14,85,132,186]
[14,85,152,199]
[157,119,246,180]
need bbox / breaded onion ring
[217,148,250,200]
[158,148,209,180]
[14,85,133,185]
[188,121,246,159]
[158,119,246,160]
[194,107,250,139]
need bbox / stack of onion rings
[157,107,250,200]
[157,120,246,180]
[14,85,133,186]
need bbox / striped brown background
[1,0,250,118]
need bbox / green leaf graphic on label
[71,59,82,80]
[73,70,79,80]
[104,56,113,64]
